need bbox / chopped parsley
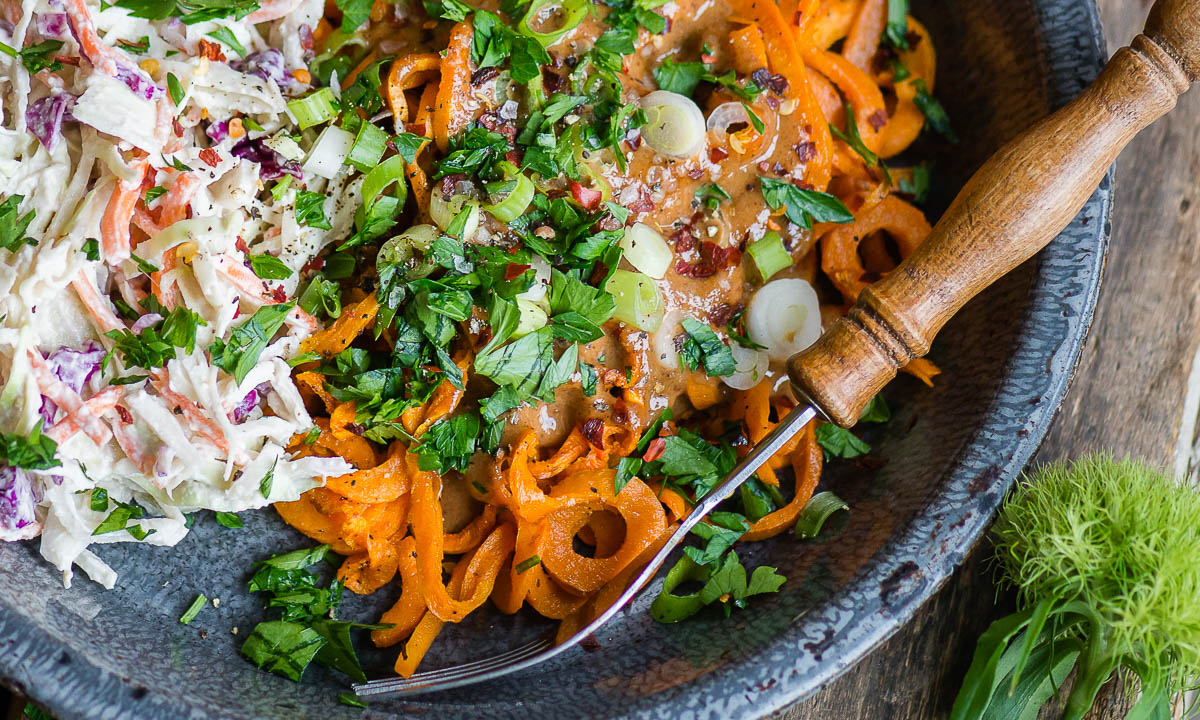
[104,305,207,370]
[0,421,60,470]
[242,545,387,683]
[678,317,735,377]
[759,176,855,229]
[0,195,36,253]
[209,302,294,384]
[912,79,958,143]
[294,190,332,230]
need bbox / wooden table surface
[9,1,1199,719]
[775,0,1200,718]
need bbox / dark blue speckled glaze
[0,1,1110,718]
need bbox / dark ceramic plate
[0,1,1111,718]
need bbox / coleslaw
[0,0,356,587]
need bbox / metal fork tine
[391,636,550,681]
[353,636,553,697]
[352,407,820,699]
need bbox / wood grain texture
[789,0,1199,426]
[779,0,1200,716]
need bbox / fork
[355,0,1200,698]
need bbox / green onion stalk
[951,455,1200,720]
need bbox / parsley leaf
[104,306,206,369]
[250,254,294,279]
[679,317,735,377]
[335,0,373,30]
[898,163,931,203]
[759,176,854,229]
[413,412,481,473]
[205,26,246,57]
[814,423,870,460]
[0,195,37,253]
[167,72,184,105]
[209,302,294,384]
[294,190,332,230]
[0,421,60,470]
[18,40,64,74]
[912,79,958,143]
[391,132,428,164]
[215,511,244,528]
[114,0,260,24]
[684,511,748,566]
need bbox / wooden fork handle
[788,0,1200,427]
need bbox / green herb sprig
[952,455,1200,720]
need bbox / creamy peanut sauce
[375,0,829,521]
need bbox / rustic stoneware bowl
[0,1,1110,717]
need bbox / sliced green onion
[346,120,388,172]
[179,594,207,624]
[430,182,479,233]
[361,154,409,208]
[513,299,549,338]
[746,230,792,281]
[794,491,849,539]
[606,269,664,332]
[640,90,706,159]
[287,87,338,130]
[576,159,612,202]
[619,222,673,280]
[483,161,535,222]
[378,224,438,269]
[515,554,542,573]
[518,0,588,46]
[650,555,709,623]
[303,125,355,179]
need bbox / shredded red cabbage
[39,342,105,424]
[231,137,302,181]
[206,120,230,143]
[130,313,163,334]
[230,382,271,423]
[26,94,74,152]
[35,12,69,38]
[0,465,38,536]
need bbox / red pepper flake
[505,148,525,165]
[198,39,226,62]
[582,418,605,448]
[625,186,655,214]
[198,147,220,168]
[569,180,602,210]
[270,285,288,303]
[708,146,728,163]
[115,405,133,424]
[794,141,817,163]
[708,302,743,326]
[750,68,789,96]
[642,437,667,463]
[470,66,500,87]
[504,263,531,281]
[675,241,740,278]
[235,237,250,254]
[700,50,717,64]
[172,117,185,138]
[440,172,467,196]
[867,109,889,131]
[299,24,314,51]
[301,255,325,274]
[405,121,427,136]
[672,227,697,253]
[55,55,80,66]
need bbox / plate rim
[0,0,1111,717]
